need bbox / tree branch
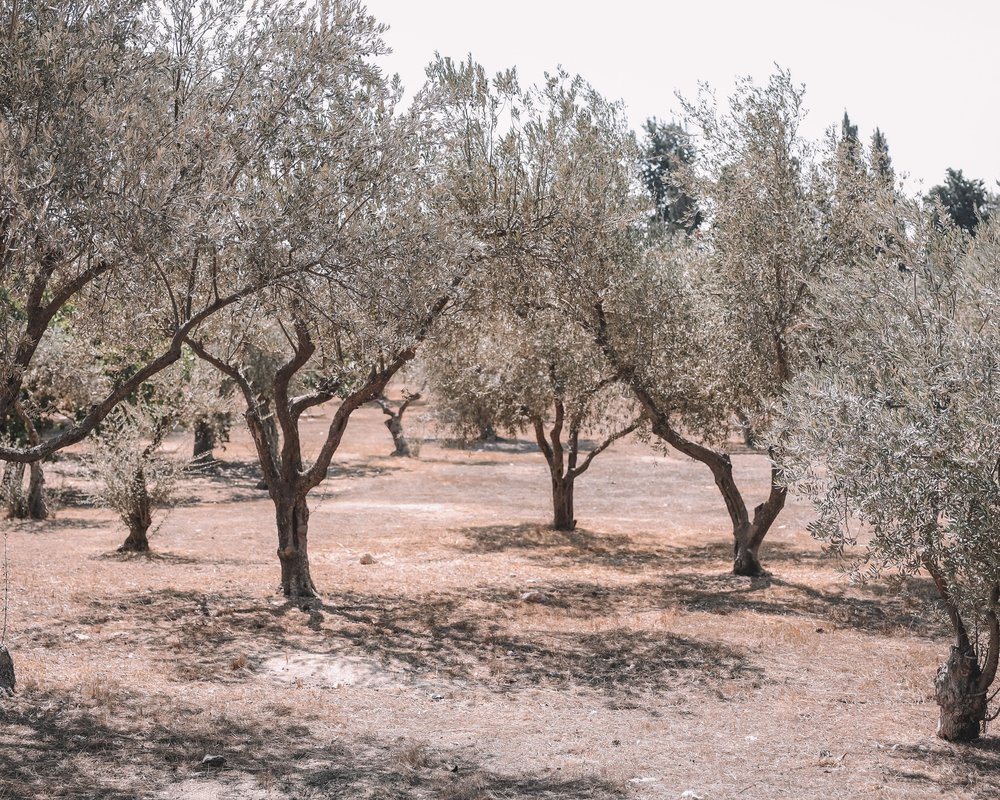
[571,417,642,478]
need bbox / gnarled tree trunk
[374,392,420,457]
[935,643,986,741]
[927,569,999,741]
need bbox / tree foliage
[639,118,702,235]
[780,207,1000,740]
[424,65,643,531]
[927,168,993,234]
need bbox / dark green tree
[639,118,702,235]
[870,127,893,185]
[928,168,991,234]
[839,111,860,166]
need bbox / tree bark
[733,534,763,577]
[551,473,576,531]
[192,417,216,462]
[374,393,420,457]
[925,569,1000,742]
[935,643,986,741]
[276,494,317,598]
[118,467,152,553]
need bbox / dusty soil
[2,401,999,799]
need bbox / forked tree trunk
[592,304,786,576]
[533,399,640,534]
[276,494,317,598]
[118,467,152,553]
[374,393,420,457]
[648,412,785,577]
[551,473,576,532]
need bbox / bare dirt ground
[2,402,1000,799]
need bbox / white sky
[363,0,1000,194]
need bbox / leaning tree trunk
[118,467,152,553]
[551,473,576,532]
[276,493,317,598]
[593,302,788,576]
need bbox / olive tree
[89,398,183,554]
[183,23,484,598]
[423,65,644,531]
[780,208,1000,741]
[585,71,845,575]
[0,0,324,465]
[428,306,641,531]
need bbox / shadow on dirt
[881,739,1000,796]
[653,571,948,639]
[457,526,947,639]
[460,523,676,571]
[71,586,757,698]
[0,688,629,799]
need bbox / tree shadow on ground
[880,739,1000,797]
[622,569,948,639]
[68,587,758,698]
[7,515,109,532]
[459,523,677,571]
[94,550,201,565]
[439,437,541,454]
[458,525,845,575]
[458,528,947,639]
[0,687,629,800]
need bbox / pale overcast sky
[363,0,999,194]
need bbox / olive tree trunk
[593,304,786,576]
[927,571,1000,742]
[276,493,316,598]
[550,472,576,531]
[532,400,640,534]
[192,417,216,462]
[118,466,152,553]
[374,392,421,457]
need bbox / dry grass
[1,405,998,799]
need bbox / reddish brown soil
[2,402,999,799]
